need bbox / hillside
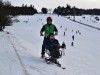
[0,14,100,75]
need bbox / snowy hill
[69,15,100,28]
[0,14,100,75]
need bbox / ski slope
[0,14,100,75]
[69,15,100,28]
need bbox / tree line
[13,4,38,15]
[53,4,100,16]
[0,0,38,31]
[3,4,38,16]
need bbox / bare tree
[0,0,15,31]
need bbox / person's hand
[55,32,58,35]
[40,33,44,36]
[40,32,44,36]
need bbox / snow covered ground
[0,14,100,75]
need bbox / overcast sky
[6,0,100,12]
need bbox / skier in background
[71,42,74,46]
[64,32,65,36]
[61,42,66,55]
[72,35,74,41]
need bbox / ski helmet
[49,33,54,38]
[49,33,54,36]
[47,17,52,21]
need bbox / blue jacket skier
[43,33,60,50]
[43,33,61,59]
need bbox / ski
[45,58,66,69]
[46,61,66,69]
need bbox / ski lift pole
[73,8,76,21]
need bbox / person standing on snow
[71,42,74,46]
[61,42,66,49]
[64,32,65,36]
[72,35,74,41]
[61,42,66,55]
[40,17,58,58]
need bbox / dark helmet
[47,17,52,21]
[49,33,54,36]
[47,33,54,39]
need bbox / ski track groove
[8,35,30,75]
[29,65,52,75]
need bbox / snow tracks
[0,32,30,75]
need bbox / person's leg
[47,46,53,57]
[41,37,46,57]
[62,49,65,56]
[54,45,61,58]
[41,45,45,56]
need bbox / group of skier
[40,17,66,59]
[40,17,67,67]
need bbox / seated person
[43,33,61,58]
[61,42,66,56]
[61,42,66,49]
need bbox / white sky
[5,0,100,12]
